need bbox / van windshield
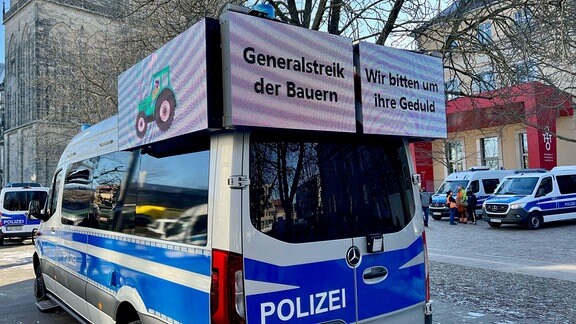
[436,180,469,194]
[495,177,539,195]
[249,132,415,243]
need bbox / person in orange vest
[456,186,468,223]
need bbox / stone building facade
[3,0,127,186]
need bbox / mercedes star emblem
[346,246,361,267]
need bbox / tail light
[422,231,431,302]
[211,249,245,324]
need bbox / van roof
[4,182,43,188]
[445,168,514,180]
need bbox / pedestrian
[466,190,477,224]
[420,187,432,227]
[446,190,457,225]
[456,186,468,223]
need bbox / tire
[136,112,148,138]
[431,214,442,221]
[154,89,176,131]
[527,213,543,230]
[488,221,501,228]
[34,264,47,301]
[0,236,4,246]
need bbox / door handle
[362,266,388,284]
[51,227,56,234]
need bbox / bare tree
[41,0,576,175]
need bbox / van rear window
[3,191,48,212]
[249,133,415,243]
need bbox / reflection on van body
[250,138,414,243]
[164,204,208,245]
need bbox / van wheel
[488,221,501,228]
[0,236,4,246]
[527,213,543,230]
[34,264,47,301]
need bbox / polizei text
[260,288,347,323]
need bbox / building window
[477,21,492,44]
[444,35,459,49]
[514,8,533,32]
[445,78,460,100]
[448,141,465,173]
[480,137,500,169]
[514,60,537,83]
[472,71,496,93]
[519,133,529,169]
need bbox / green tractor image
[136,66,177,138]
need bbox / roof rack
[514,168,547,174]
[4,182,42,188]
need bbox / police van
[429,167,515,220]
[30,5,446,324]
[482,166,576,229]
[0,185,49,245]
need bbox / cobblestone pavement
[427,217,576,323]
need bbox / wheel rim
[137,118,146,132]
[159,101,171,122]
[531,216,540,227]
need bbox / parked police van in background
[29,5,445,324]
[0,185,49,245]
[483,166,576,229]
[429,167,515,220]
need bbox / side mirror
[28,200,48,221]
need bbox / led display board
[220,11,357,132]
[357,41,447,138]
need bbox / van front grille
[485,204,508,214]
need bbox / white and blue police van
[482,166,576,229]
[429,167,515,220]
[0,185,49,245]
[30,5,446,324]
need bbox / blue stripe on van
[356,237,425,321]
[244,257,356,324]
[52,230,211,323]
[243,236,424,323]
[58,230,211,276]
[0,213,41,226]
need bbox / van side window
[469,180,480,193]
[62,159,97,226]
[124,149,209,246]
[482,179,500,194]
[92,151,132,231]
[249,133,415,243]
[556,175,576,194]
[48,170,64,217]
[536,177,553,197]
